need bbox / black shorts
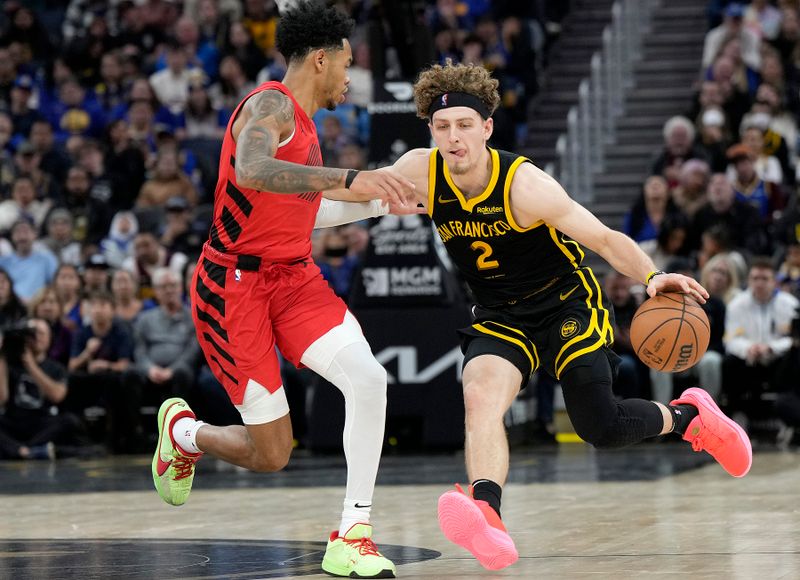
[459,267,616,387]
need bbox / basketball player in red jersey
[321,61,753,571]
[150,3,418,578]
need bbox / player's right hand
[349,168,416,207]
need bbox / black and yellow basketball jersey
[428,147,585,307]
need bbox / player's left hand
[646,272,709,304]
[384,197,427,216]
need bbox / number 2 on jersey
[470,241,500,270]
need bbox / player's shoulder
[243,88,295,121]
[394,148,433,174]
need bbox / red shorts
[191,247,347,405]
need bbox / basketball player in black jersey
[323,61,753,570]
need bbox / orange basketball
[629,292,710,372]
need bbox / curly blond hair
[413,60,500,120]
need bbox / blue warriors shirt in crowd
[427,147,584,307]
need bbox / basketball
[629,292,710,372]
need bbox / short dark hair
[749,255,775,272]
[275,1,354,63]
[87,289,115,305]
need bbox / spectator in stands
[126,268,199,405]
[223,21,266,81]
[171,15,220,81]
[604,271,647,400]
[650,258,726,404]
[0,318,83,460]
[76,140,114,206]
[149,38,193,115]
[29,119,70,186]
[13,139,61,203]
[64,13,116,88]
[39,208,82,266]
[689,173,766,255]
[703,3,762,71]
[57,165,112,246]
[136,147,198,209]
[0,174,52,233]
[694,106,731,173]
[672,158,711,218]
[66,290,137,453]
[745,0,784,40]
[727,143,785,221]
[4,5,54,65]
[345,43,373,109]
[0,219,57,303]
[101,211,139,270]
[336,143,368,172]
[193,0,235,50]
[160,196,203,257]
[696,223,749,277]
[241,0,279,58]
[623,175,677,243]
[111,269,145,327]
[747,81,797,167]
[181,78,229,140]
[0,47,18,109]
[319,116,351,167]
[0,267,27,328]
[318,227,361,300]
[723,257,799,426]
[9,75,40,142]
[53,264,83,331]
[738,124,785,184]
[700,254,742,307]
[639,212,691,271]
[92,52,127,120]
[29,286,73,368]
[209,54,256,111]
[711,36,760,97]
[777,223,800,297]
[46,78,106,142]
[105,119,147,211]
[651,116,708,187]
[0,113,15,196]
[760,45,800,116]
[708,55,753,133]
[123,231,188,301]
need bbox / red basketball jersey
[207,81,324,263]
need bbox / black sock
[472,479,502,517]
[669,404,699,435]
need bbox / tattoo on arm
[235,90,347,193]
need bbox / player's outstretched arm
[508,163,709,303]
[235,90,414,204]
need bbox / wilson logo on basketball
[560,319,580,339]
[672,344,694,372]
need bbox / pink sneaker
[437,484,518,570]
[671,387,752,477]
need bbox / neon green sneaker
[321,523,396,578]
[152,397,202,506]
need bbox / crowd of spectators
[613,1,800,445]
[0,0,557,458]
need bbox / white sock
[340,498,371,537]
[172,417,205,454]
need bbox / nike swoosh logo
[354,503,372,508]
[559,284,580,301]
[157,455,172,476]
[437,195,458,204]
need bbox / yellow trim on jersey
[442,148,500,212]
[427,149,438,217]
[473,322,538,372]
[502,156,544,232]
[488,320,541,370]
[553,269,613,378]
[548,226,580,268]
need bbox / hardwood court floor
[1,444,799,579]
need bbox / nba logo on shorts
[441,94,448,106]
[234,268,242,282]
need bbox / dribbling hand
[646,272,709,304]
